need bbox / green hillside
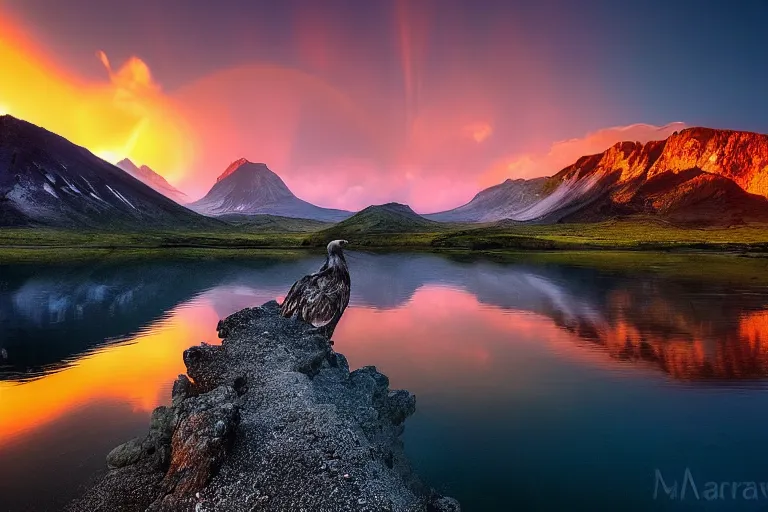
[304,203,448,245]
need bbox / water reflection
[2,252,768,510]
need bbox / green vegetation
[0,227,306,248]
[431,217,768,251]
[305,203,444,242]
[0,227,312,263]
[303,203,478,246]
[3,216,768,263]
[215,214,332,233]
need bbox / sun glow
[0,12,193,182]
[94,150,124,165]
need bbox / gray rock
[68,300,459,511]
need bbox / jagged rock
[539,127,768,225]
[106,406,176,471]
[68,300,459,511]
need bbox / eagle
[280,239,351,339]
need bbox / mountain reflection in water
[2,252,768,511]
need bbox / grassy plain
[2,217,768,264]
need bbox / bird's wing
[280,273,315,319]
[280,267,348,328]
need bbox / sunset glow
[1,2,766,211]
[0,13,193,184]
[0,302,220,449]
[11,282,758,451]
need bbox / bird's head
[327,239,349,256]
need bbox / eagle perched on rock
[280,239,351,338]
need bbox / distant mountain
[426,177,548,222]
[477,127,768,226]
[0,115,218,228]
[116,158,189,204]
[189,159,352,222]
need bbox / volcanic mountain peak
[190,160,351,221]
[216,158,273,183]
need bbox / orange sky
[0,5,687,212]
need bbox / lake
[2,251,768,511]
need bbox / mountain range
[433,127,768,225]
[116,158,189,205]
[3,115,768,230]
[0,116,216,229]
[188,159,352,222]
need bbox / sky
[1,0,767,212]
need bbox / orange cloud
[0,12,193,183]
[480,122,686,186]
[464,122,493,143]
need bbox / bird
[280,239,351,339]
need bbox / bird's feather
[280,258,350,334]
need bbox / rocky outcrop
[68,301,459,512]
[539,128,768,225]
[648,128,768,197]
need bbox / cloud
[0,7,687,213]
[480,122,686,186]
[463,122,493,143]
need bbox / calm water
[3,252,768,511]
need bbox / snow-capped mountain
[0,115,217,228]
[189,159,352,221]
[116,158,189,205]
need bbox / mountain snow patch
[82,177,97,194]
[90,192,107,203]
[61,176,81,195]
[43,182,59,199]
[106,185,137,210]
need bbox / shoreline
[67,301,460,512]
